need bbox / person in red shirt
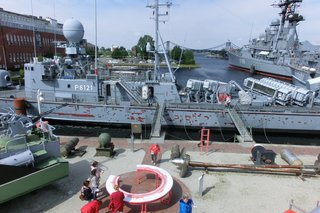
[108,184,125,213]
[80,199,102,213]
[150,143,160,165]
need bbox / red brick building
[0,8,66,71]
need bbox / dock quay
[1,136,320,213]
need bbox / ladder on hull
[151,103,165,138]
[227,107,255,143]
[200,128,210,154]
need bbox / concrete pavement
[1,136,320,213]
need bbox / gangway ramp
[227,107,255,143]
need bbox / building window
[6,34,10,45]
[10,34,13,45]
[9,53,12,63]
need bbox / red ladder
[200,128,210,155]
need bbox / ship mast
[94,0,98,75]
[147,0,172,81]
[273,0,303,51]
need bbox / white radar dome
[63,18,84,43]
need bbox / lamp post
[37,89,43,118]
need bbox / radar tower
[147,0,173,81]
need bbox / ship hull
[1,97,320,134]
[228,51,293,81]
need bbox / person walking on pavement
[108,184,125,213]
[80,199,102,213]
[90,169,100,200]
[179,193,196,213]
[90,161,104,178]
[150,143,160,165]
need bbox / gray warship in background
[228,0,320,86]
[2,0,320,143]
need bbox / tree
[111,46,128,59]
[171,46,182,61]
[100,47,112,57]
[86,47,95,57]
[135,35,154,60]
[170,46,195,65]
[182,50,195,65]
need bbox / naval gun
[60,137,80,157]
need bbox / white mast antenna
[147,0,172,81]
[94,0,98,75]
[30,0,37,58]
[53,0,57,56]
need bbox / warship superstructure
[228,0,320,86]
[2,0,320,143]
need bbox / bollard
[198,174,204,196]
[130,133,134,152]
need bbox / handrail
[106,164,173,204]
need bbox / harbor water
[174,53,250,88]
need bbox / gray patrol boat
[228,0,320,86]
[1,0,320,143]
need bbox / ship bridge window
[253,83,276,96]
[246,80,253,88]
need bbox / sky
[1,0,320,50]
